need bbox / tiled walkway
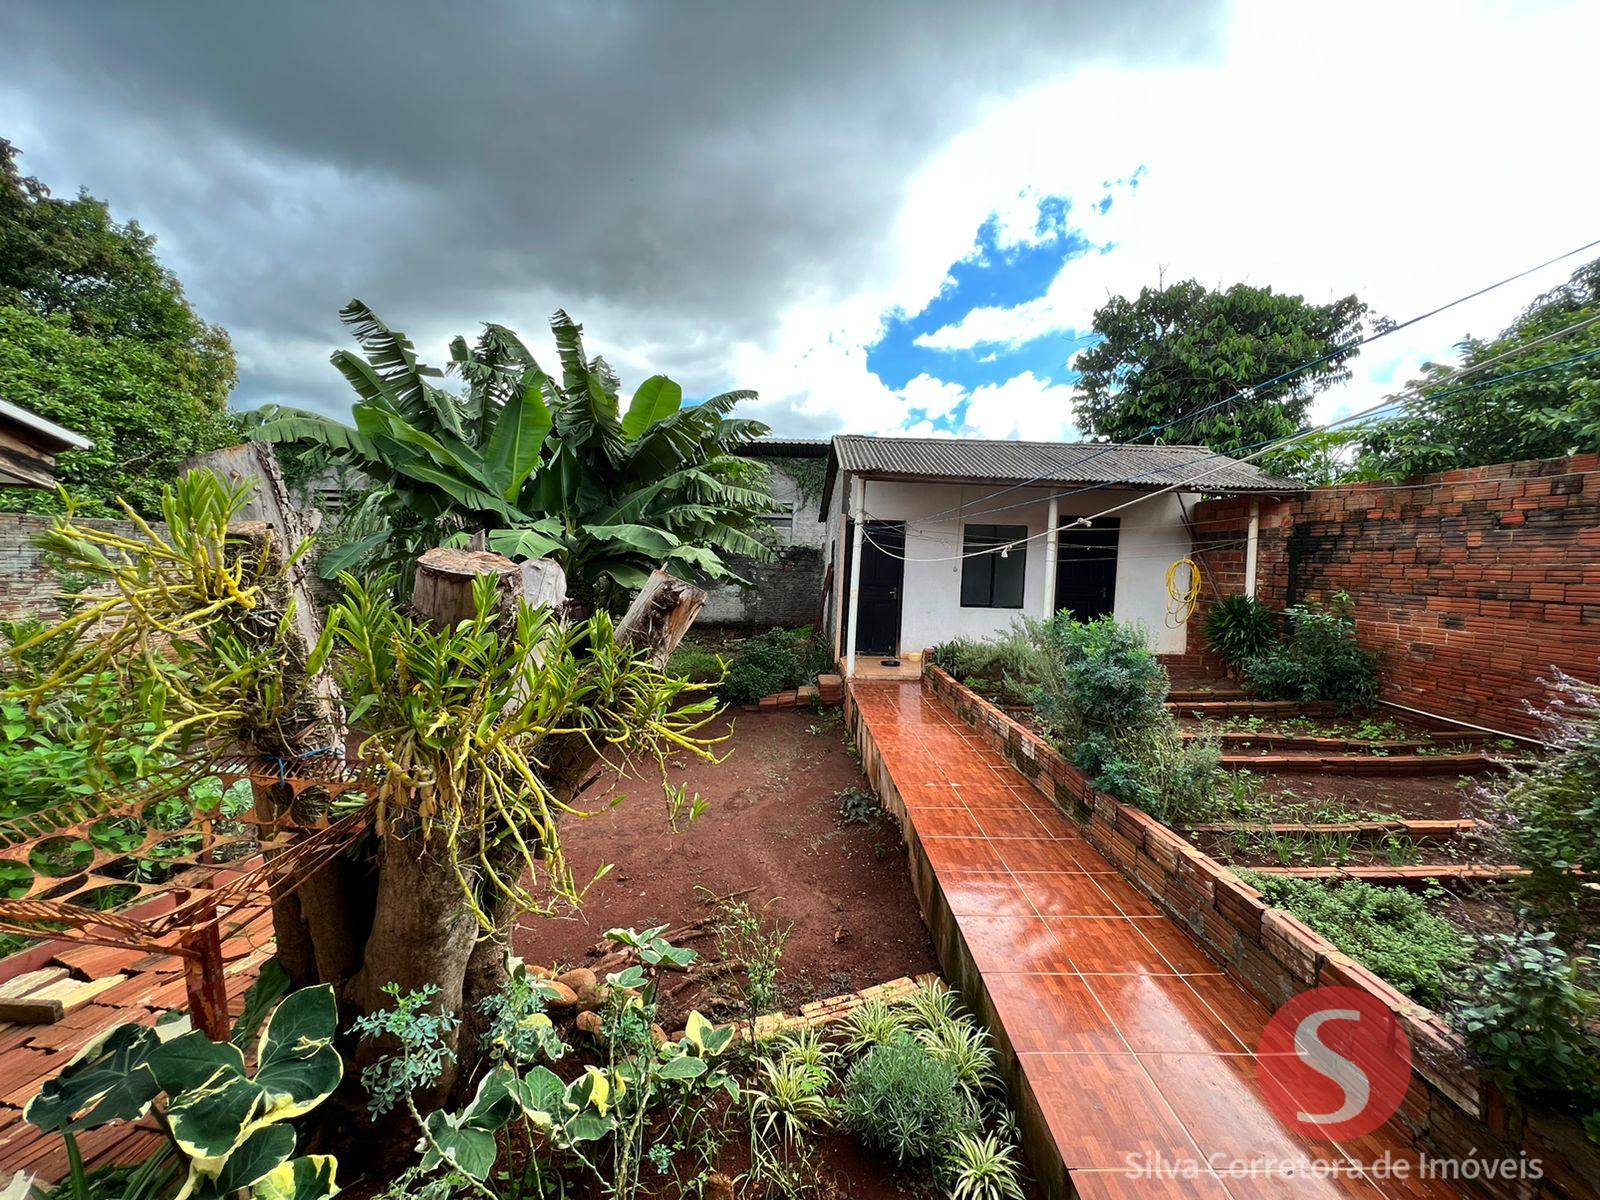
[851,681,1460,1200]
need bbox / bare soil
[512,706,939,1026]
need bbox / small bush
[929,621,1047,704]
[1453,931,1600,1130]
[842,1038,974,1167]
[1244,873,1467,1007]
[665,639,726,685]
[1241,592,1378,713]
[717,627,832,705]
[946,1132,1026,1200]
[1204,593,1278,666]
[1486,669,1600,927]
[1028,613,1169,772]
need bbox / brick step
[1183,730,1493,753]
[1167,699,1338,718]
[1252,863,1528,889]
[1180,818,1482,842]
[1216,751,1508,775]
[1166,687,1250,703]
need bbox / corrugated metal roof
[828,435,1302,493]
[746,437,830,458]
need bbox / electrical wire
[850,312,1600,563]
[893,235,1600,530]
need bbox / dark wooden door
[841,520,905,657]
[1054,517,1120,619]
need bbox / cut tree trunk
[321,555,705,1151]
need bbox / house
[698,437,832,627]
[0,398,92,489]
[817,435,1301,676]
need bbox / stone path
[851,681,1461,1200]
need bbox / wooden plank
[0,968,67,1001]
[0,973,127,1024]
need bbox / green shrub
[842,1038,974,1167]
[1028,613,1169,772]
[929,622,1047,704]
[1453,931,1600,1132]
[1244,873,1468,1007]
[664,639,726,685]
[947,1132,1026,1200]
[1204,593,1278,666]
[1241,592,1378,713]
[717,627,831,705]
[1489,670,1600,927]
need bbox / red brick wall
[1188,453,1600,737]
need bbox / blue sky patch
[865,193,1107,430]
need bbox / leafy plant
[714,898,790,1018]
[1244,873,1468,1007]
[946,1132,1026,1200]
[842,1038,974,1169]
[747,1052,834,1147]
[835,788,880,826]
[1483,669,1600,927]
[251,303,777,605]
[839,998,911,1054]
[349,983,462,1117]
[21,978,339,1200]
[915,1015,998,1105]
[1241,592,1379,713]
[1203,594,1278,667]
[715,627,832,706]
[1452,931,1600,1134]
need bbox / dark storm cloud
[0,1,1222,422]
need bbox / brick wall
[0,513,154,619]
[1187,452,1600,737]
[920,665,1600,1200]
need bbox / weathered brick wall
[0,513,153,619]
[919,666,1600,1200]
[1188,452,1600,737]
[698,544,825,628]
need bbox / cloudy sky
[4,0,1597,442]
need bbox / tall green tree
[0,139,237,514]
[252,302,775,606]
[1357,258,1600,478]
[1074,279,1367,457]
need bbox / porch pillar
[1042,492,1060,618]
[845,475,865,679]
[1244,499,1261,598]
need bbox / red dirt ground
[511,706,939,1021]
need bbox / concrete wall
[0,513,149,619]
[698,457,829,627]
[823,473,1197,658]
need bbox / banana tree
[251,303,777,606]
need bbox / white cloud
[737,0,1600,438]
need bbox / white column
[845,475,865,679]
[1244,499,1261,598]
[1042,492,1060,618]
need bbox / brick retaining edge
[921,663,1599,1200]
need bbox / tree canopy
[0,139,237,515]
[1073,278,1368,458]
[252,302,776,606]
[1355,257,1600,479]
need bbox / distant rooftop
[825,434,1302,496]
[746,437,830,457]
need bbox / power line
[853,314,1600,564]
[897,234,1600,529]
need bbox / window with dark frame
[960,523,1028,608]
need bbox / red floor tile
[1044,918,1185,976]
[1069,1169,1236,1199]
[940,870,1035,917]
[1083,973,1252,1054]
[1093,872,1165,917]
[919,834,1006,873]
[1020,1052,1197,1170]
[1133,919,1228,974]
[955,914,1076,974]
[1020,872,1125,917]
[970,806,1056,839]
[996,837,1090,874]
[982,971,1124,1054]
[909,806,984,838]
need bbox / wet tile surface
[850,681,1466,1200]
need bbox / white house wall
[828,475,1195,656]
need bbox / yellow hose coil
[1165,557,1201,627]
